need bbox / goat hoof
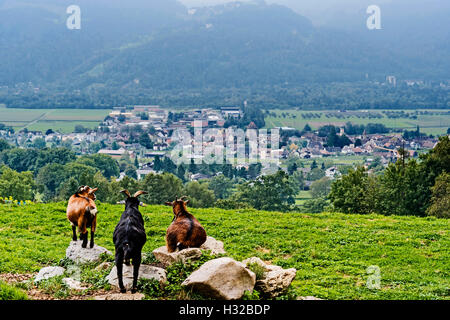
[90,242,94,248]
[131,288,137,294]
[120,288,126,294]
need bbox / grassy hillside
[0,202,449,300]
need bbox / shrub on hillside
[426,172,450,218]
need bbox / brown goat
[165,197,207,253]
[66,186,99,248]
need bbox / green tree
[31,138,46,149]
[310,177,332,199]
[287,162,298,175]
[426,172,450,218]
[0,148,39,172]
[301,198,328,213]
[35,148,76,172]
[378,159,429,216]
[139,132,153,149]
[307,167,325,181]
[35,163,67,201]
[0,166,35,201]
[76,154,120,179]
[235,170,295,211]
[184,181,216,208]
[208,174,234,199]
[0,139,11,152]
[140,173,183,205]
[289,170,304,194]
[329,167,380,215]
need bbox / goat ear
[90,188,98,193]
[165,201,173,206]
[120,190,131,198]
[133,191,148,198]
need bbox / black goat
[113,190,148,293]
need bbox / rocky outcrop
[66,241,112,264]
[152,247,203,267]
[182,257,256,300]
[106,264,167,290]
[242,257,297,298]
[34,266,65,282]
[152,236,226,267]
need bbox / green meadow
[0,203,448,300]
[264,109,450,135]
[0,106,111,133]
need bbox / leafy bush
[247,262,266,280]
[426,172,450,218]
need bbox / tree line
[329,136,450,218]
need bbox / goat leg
[115,253,126,293]
[71,225,77,241]
[81,232,88,248]
[90,230,95,248]
[131,255,141,294]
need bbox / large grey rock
[65,241,112,264]
[200,236,226,255]
[152,246,203,267]
[242,257,297,298]
[182,257,256,300]
[106,264,167,290]
[152,236,226,267]
[34,266,65,282]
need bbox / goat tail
[123,243,132,266]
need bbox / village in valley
[0,104,443,187]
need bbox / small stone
[34,267,65,282]
[62,278,88,290]
[95,262,113,272]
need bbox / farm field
[0,203,448,300]
[0,106,111,133]
[264,109,450,135]
[295,190,312,205]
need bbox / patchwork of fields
[0,203,448,300]
[264,109,450,135]
[0,106,111,133]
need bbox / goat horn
[133,191,148,198]
[120,190,131,198]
